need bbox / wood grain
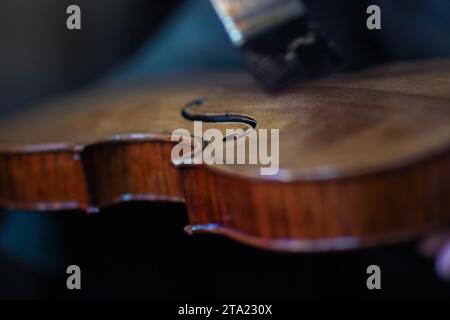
[1,59,450,251]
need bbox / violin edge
[1,138,450,252]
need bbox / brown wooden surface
[1,59,450,251]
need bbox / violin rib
[1,59,450,251]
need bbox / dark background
[1,0,450,299]
[2,202,450,300]
[0,0,179,111]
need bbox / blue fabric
[0,211,63,272]
[377,0,450,58]
[108,0,244,83]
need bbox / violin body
[1,59,450,252]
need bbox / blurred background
[0,0,450,299]
[0,0,179,112]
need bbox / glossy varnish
[1,59,450,251]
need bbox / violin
[1,58,450,252]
